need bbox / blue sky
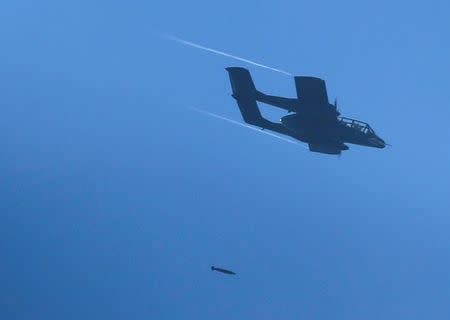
[1,0,450,319]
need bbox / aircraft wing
[295,76,329,105]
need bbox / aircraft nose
[375,137,386,148]
[369,136,386,148]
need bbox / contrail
[166,34,292,76]
[189,106,299,145]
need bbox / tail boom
[226,67,293,136]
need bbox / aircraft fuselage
[280,113,386,150]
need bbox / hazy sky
[2,1,450,319]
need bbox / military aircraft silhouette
[226,67,386,155]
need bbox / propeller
[333,97,342,116]
[334,97,340,112]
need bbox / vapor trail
[166,35,292,76]
[189,107,298,145]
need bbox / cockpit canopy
[338,117,375,135]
